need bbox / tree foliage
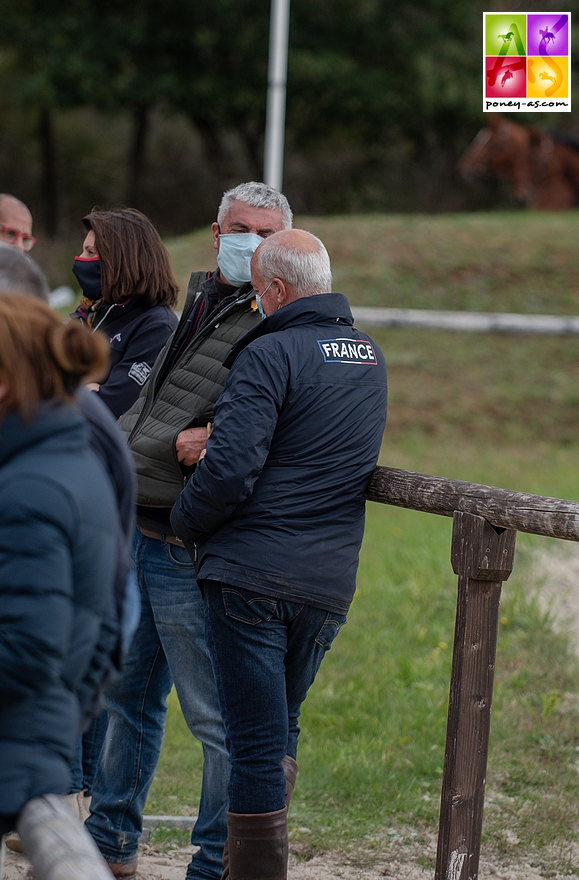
[0,0,577,230]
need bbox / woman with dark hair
[66,207,178,823]
[71,207,179,418]
[0,293,120,877]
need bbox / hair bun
[50,321,109,383]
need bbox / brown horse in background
[458,114,579,208]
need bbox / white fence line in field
[352,307,579,335]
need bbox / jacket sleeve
[97,311,178,418]
[171,342,289,543]
[76,388,136,540]
[0,478,77,702]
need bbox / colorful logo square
[527,14,569,55]
[527,56,569,98]
[483,12,571,111]
[485,14,527,56]
[485,57,527,98]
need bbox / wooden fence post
[16,794,113,880]
[435,511,516,880]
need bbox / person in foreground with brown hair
[71,207,179,418]
[0,294,121,879]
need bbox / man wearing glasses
[0,194,36,253]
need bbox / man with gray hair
[171,229,388,880]
[86,182,293,880]
[0,244,49,300]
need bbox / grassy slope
[166,211,579,314]
[149,213,579,871]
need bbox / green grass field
[165,211,579,314]
[148,213,579,872]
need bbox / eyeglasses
[0,224,36,251]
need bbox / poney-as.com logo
[484,12,570,112]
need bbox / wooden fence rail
[364,466,579,880]
[366,466,579,541]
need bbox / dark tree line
[0,0,577,236]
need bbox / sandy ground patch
[4,836,579,880]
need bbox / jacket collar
[224,292,353,368]
[0,404,87,467]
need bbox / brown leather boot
[227,807,288,880]
[281,756,298,810]
[221,757,298,879]
[106,859,138,879]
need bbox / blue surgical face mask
[255,281,273,320]
[255,294,266,320]
[217,233,263,287]
[72,256,102,300]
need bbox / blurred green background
[2,0,579,254]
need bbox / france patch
[318,338,378,365]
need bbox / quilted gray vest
[119,273,259,507]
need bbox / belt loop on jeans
[138,525,185,547]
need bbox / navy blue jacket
[171,293,387,614]
[76,388,137,677]
[88,297,178,418]
[0,405,119,830]
[78,388,135,537]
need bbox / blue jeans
[203,581,346,814]
[86,530,229,880]
[70,710,109,794]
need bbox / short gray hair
[0,243,50,302]
[254,231,332,298]
[217,181,293,229]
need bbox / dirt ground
[4,544,579,880]
[5,835,579,880]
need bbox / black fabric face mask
[72,256,102,300]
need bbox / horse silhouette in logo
[501,69,513,87]
[539,71,557,84]
[539,26,556,45]
[498,31,514,43]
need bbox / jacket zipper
[126,293,252,445]
[92,302,117,332]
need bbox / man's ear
[275,279,297,308]
[211,222,220,251]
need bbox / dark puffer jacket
[171,293,387,614]
[0,405,119,832]
[119,274,259,509]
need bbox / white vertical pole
[263,0,290,191]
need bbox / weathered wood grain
[366,466,579,541]
[435,513,516,880]
[17,794,113,880]
[365,467,578,879]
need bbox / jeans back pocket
[222,588,277,625]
